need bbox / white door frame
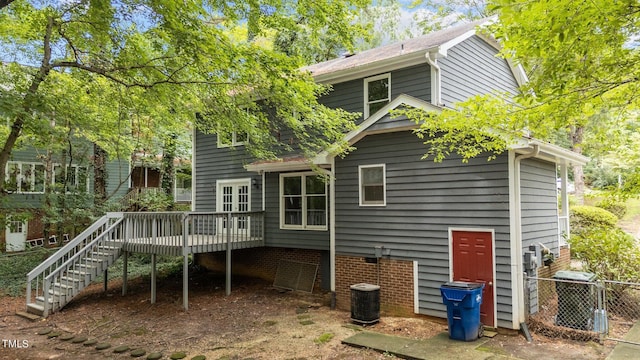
[216,178,251,234]
[6,220,27,252]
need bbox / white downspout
[512,144,539,328]
[329,157,336,308]
[425,51,442,106]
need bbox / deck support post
[183,253,189,310]
[122,251,128,296]
[151,253,157,304]
[103,269,108,292]
[226,212,232,296]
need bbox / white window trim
[364,73,391,118]
[217,131,248,148]
[5,161,47,194]
[359,164,386,207]
[53,163,90,193]
[279,172,328,231]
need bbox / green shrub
[596,199,627,219]
[570,205,618,234]
[568,227,640,283]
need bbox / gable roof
[304,18,495,84]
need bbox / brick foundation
[335,255,414,317]
[195,247,326,291]
[537,245,571,278]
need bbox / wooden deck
[26,211,265,317]
[116,234,264,256]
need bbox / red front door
[452,230,495,327]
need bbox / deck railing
[117,211,265,253]
[26,213,122,310]
[26,211,264,315]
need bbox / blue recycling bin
[440,281,484,341]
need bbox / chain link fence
[525,275,640,343]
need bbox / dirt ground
[0,270,616,360]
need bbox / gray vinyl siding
[520,158,559,255]
[105,157,130,200]
[320,64,431,124]
[439,35,520,107]
[334,131,514,328]
[193,131,261,212]
[263,172,329,250]
[3,146,96,209]
[194,131,329,250]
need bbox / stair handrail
[40,217,125,316]
[26,214,117,282]
[26,213,123,307]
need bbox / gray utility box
[350,283,380,325]
[553,270,597,330]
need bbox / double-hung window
[359,164,386,206]
[280,173,327,230]
[217,130,248,148]
[364,73,391,118]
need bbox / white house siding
[334,130,515,328]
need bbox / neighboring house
[192,19,587,331]
[1,145,130,252]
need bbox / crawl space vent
[273,259,318,293]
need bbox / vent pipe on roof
[425,51,442,107]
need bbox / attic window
[217,130,248,148]
[364,73,391,118]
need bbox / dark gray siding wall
[263,172,329,250]
[194,131,329,250]
[520,158,559,255]
[193,131,261,212]
[105,158,130,200]
[320,64,431,124]
[439,35,519,107]
[334,131,513,327]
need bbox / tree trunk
[0,16,53,194]
[94,144,108,206]
[161,134,177,208]
[571,125,585,205]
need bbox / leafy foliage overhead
[0,0,368,194]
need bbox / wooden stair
[26,244,122,317]
[25,215,125,317]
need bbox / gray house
[2,145,130,251]
[196,20,587,330]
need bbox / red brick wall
[537,245,571,278]
[195,247,325,290]
[335,255,414,316]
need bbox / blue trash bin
[440,281,484,341]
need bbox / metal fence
[526,276,640,343]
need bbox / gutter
[511,144,539,328]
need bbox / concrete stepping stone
[113,345,130,354]
[131,349,146,357]
[146,352,163,360]
[170,352,187,359]
[37,328,52,335]
[71,335,88,344]
[95,342,111,350]
[47,331,62,338]
[83,339,98,346]
[191,356,206,360]
[59,334,75,341]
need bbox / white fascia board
[312,51,430,85]
[313,94,442,164]
[245,160,331,173]
[511,140,589,166]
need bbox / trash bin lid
[552,270,597,282]
[350,283,380,291]
[441,281,483,289]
